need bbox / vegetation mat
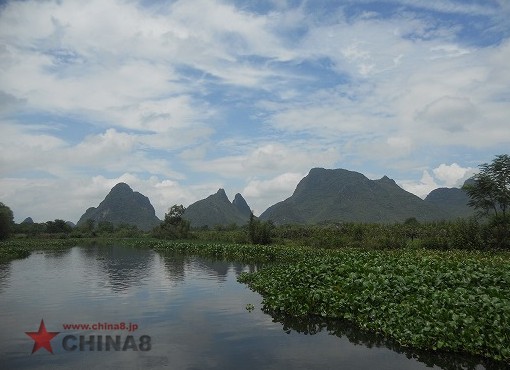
[151,241,510,364]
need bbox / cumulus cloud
[399,170,440,199]
[399,162,476,198]
[432,163,475,187]
[243,172,304,215]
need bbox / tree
[0,202,14,240]
[248,212,273,245]
[97,221,114,234]
[165,205,186,225]
[84,218,95,232]
[115,223,141,238]
[463,154,510,247]
[154,205,191,239]
[46,219,72,234]
[404,217,420,242]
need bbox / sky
[0,0,509,223]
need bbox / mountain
[232,193,252,217]
[424,180,474,219]
[259,168,451,225]
[21,217,34,224]
[76,183,161,231]
[183,189,251,228]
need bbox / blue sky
[1,0,509,223]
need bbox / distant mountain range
[76,183,161,231]
[74,168,474,230]
[260,168,472,224]
[183,189,251,228]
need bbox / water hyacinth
[147,241,510,364]
[0,239,79,261]
[238,248,510,364]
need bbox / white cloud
[0,121,68,175]
[243,172,304,215]
[260,11,510,153]
[0,123,184,179]
[432,163,475,187]
[190,142,340,178]
[416,96,478,132]
[0,0,294,136]
[399,170,439,199]
[399,162,476,198]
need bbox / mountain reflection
[78,244,154,292]
[268,312,507,370]
[160,254,187,282]
[0,262,10,293]
[160,254,232,282]
[158,252,258,283]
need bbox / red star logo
[25,319,60,354]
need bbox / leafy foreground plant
[237,248,510,364]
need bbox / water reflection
[160,253,187,282]
[0,262,10,293]
[268,312,507,370]
[198,259,229,281]
[78,244,154,292]
[159,252,260,283]
[42,248,72,259]
[0,246,504,370]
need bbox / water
[0,244,497,369]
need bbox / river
[0,244,494,369]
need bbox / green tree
[14,221,46,236]
[404,217,420,242]
[166,205,186,225]
[97,221,114,234]
[463,154,510,247]
[115,223,141,238]
[46,219,72,234]
[0,202,14,240]
[84,218,95,232]
[248,212,273,245]
[154,205,191,239]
